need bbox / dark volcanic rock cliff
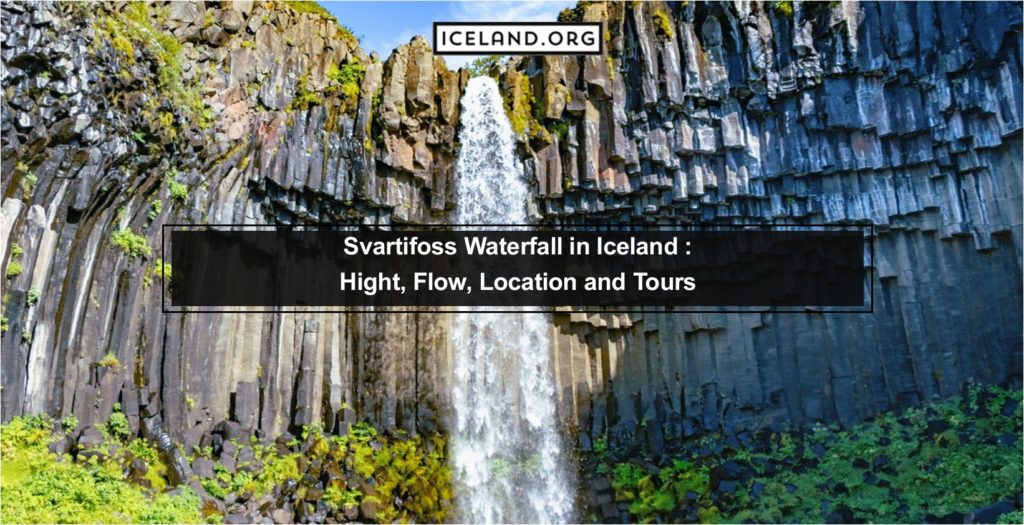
[1,0,1022,454]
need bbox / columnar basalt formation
[1,0,1021,456]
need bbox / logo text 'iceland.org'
[433,22,602,55]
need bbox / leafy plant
[7,242,24,279]
[467,55,501,77]
[6,260,23,279]
[111,228,152,259]
[26,287,40,306]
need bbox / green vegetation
[6,260,23,279]
[772,0,795,17]
[467,55,501,77]
[504,73,535,137]
[26,287,40,306]
[18,163,38,196]
[6,242,24,279]
[0,414,202,524]
[326,61,366,112]
[147,199,163,222]
[168,180,188,202]
[92,3,212,134]
[557,3,586,22]
[154,259,172,281]
[2,411,451,524]
[282,1,359,46]
[164,168,189,203]
[290,71,323,110]
[111,228,152,259]
[653,9,675,39]
[592,384,1023,523]
[98,352,121,369]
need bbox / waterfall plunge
[450,76,574,524]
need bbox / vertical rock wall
[1,1,458,443]
[517,1,1024,449]
[1,0,1021,451]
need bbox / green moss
[93,3,211,135]
[282,2,359,46]
[504,74,535,137]
[168,179,188,203]
[16,161,39,197]
[1,415,202,524]
[3,414,450,524]
[111,229,152,259]
[290,71,323,110]
[326,61,366,112]
[26,287,40,306]
[283,1,333,20]
[98,352,121,369]
[153,259,172,281]
[6,260,22,279]
[147,199,162,222]
[6,242,25,278]
[772,0,794,17]
[653,9,674,39]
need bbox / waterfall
[449,76,574,524]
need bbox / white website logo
[433,22,602,55]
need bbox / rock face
[1,0,1022,453]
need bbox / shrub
[111,228,152,259]
[467,55,501,77]
[103,409,132,442]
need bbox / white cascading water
[450,76,574,523]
